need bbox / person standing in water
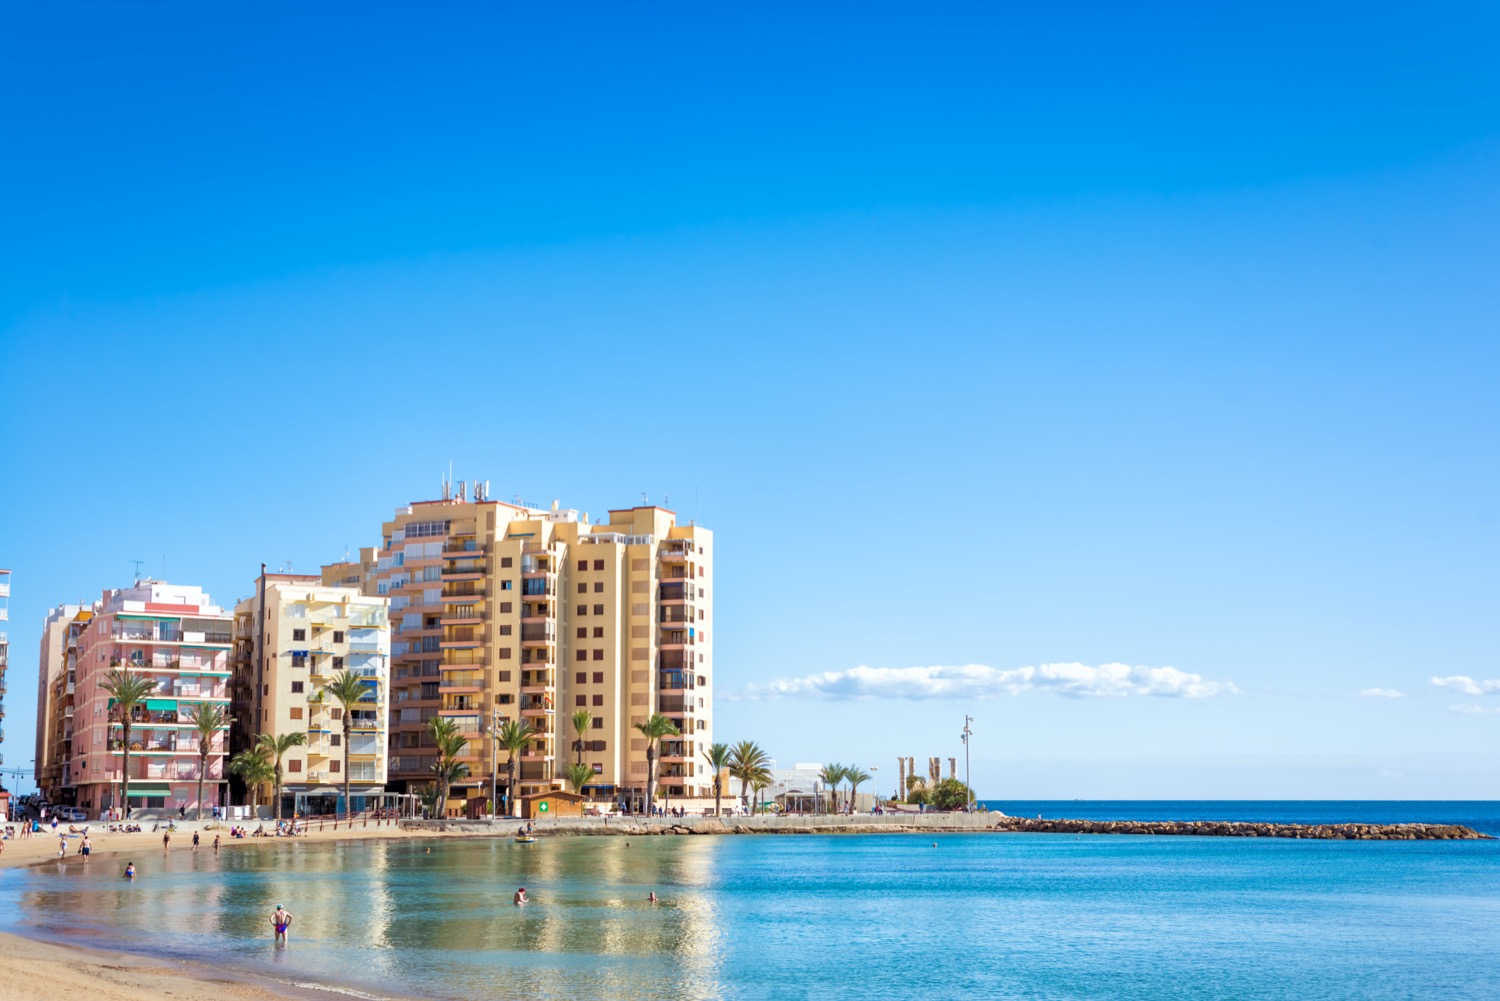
[270,905,293,942]
[192,830,200,850]
[513,887,528,905]
[124,862,136,879]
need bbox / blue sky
[2,3,1497,798]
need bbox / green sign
[538,801,550,813]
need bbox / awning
[145,699,178,710]
[125,784,172,798]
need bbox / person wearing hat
[270,904,293,942]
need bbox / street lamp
[869,765,879,808]
[960,716,974,810]
[489,706,506,825]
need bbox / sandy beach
[0,820,449,1001]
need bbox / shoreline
[0,812,1491,1000]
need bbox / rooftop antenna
[642,492,649,505]
[130,559,145,583]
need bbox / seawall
[402,813,1493,840]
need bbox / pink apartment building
[73,582,233,816]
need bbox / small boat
[514,835,537,844]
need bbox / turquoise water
[3,814,1499,1000]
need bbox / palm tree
[633,713,680,816]
[256,731,307,822]
[427,717,468,818]
[416,782,442,819]
[184,701,230,821]
[844,767,872,814]
[702,742,732,817]
[496,719,533,818]
[321,670,371,820]
[570,709,593,766]
[565,762,593,795]
[728,740,771,813]
[228,747,275,815]
[100,670,159,816]
[818,763,846,814]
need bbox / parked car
[58,806,88,822]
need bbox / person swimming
[513,887,528,905]
[270,904,293,941]
[648,891,658,903]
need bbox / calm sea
[3,802,1498,1001]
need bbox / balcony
[659,671,695,692]
[659,582,696,603]
[520,576,556,598]
[520,625,555,647]
[441,567,484,582]
[659,632,694,650]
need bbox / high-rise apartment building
[0,568,9,771]
[36,604,90,803]
[72,582,233,816]
[230,574,391,815]
[327,491,714,817]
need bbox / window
[290,706,303,720]
[292,629,306,641]
[591,739,606,752]
[577,559,587,571]
[593,604,604,615]
[593,627,604,638]
[499,625,512,636]
[592,649,604,661]
[333,656,344,669]
[592,694,603,706]
[576,695,586,706]
[499,671,511,682]
[501,557,513,568]
[698,610,704,620]
[331,760,340,773]
[576,627,586,638]
[576,650,586,661]
[332,708,343,720]
[592,671,603,684]
[577,583,587,594]
[331,734,341,747]
[699,567,705,576]
[291,681,305,694]
[333,631,344,643]
[576,605,586,616]
[501,580,513,590]
[291,652,307,668]
[593,582,604,593]
[593,763,603,774]
[591,716,603,729]
[500,648,512,659]
[576,672,587,684]
[593,559,604,571]
[289,759,302,773]
[500,602,512,613]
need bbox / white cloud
[1449,704,1500,716]
[731,662,1240,702]
[1359,688,1406,699]
[1429,676,1500,696]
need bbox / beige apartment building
[323,489,714,817]
[230,575,391,816]
[35,604,91,804]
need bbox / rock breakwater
[991,817,1491,840]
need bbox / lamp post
[869,765,879,809]
[961,716,974,810]
[489,706,505,825]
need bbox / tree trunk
[645,745,656,815]
[343,717,352,821]
[197,744,208,822]
[508,756,519,817]
[121,718,132,816]
[274,767,283,822]
[714,777,721,817]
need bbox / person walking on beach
[270,905,293,942]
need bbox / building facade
[35,604,89,803]
[230,575,390,815]
[327,491,714,817]
[71,582,233,815]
